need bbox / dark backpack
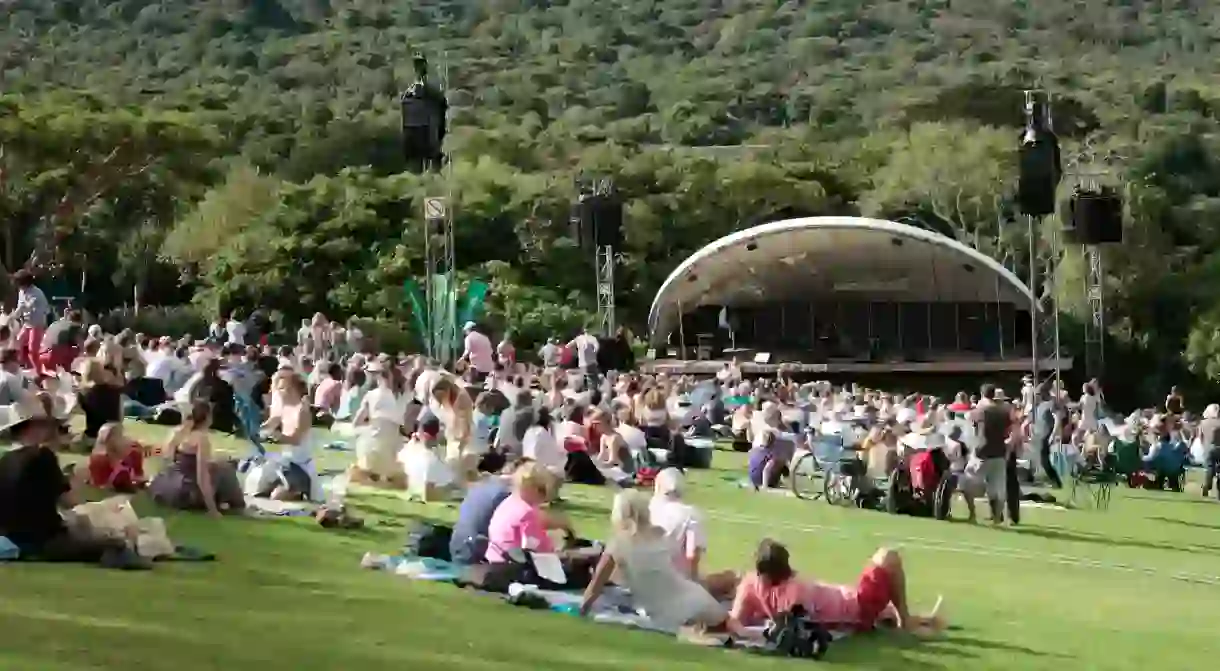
[763,605,832,660]
[404,522,453,561]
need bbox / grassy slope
[2,422,1219,671]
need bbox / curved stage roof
[648,216,1034,343]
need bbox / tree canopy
[5,0,1220,404]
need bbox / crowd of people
[0,270,1215,640]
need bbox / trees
[8,0,1220,401]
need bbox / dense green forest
[4,0,1220,403]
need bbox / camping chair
[234,392,266,458]
[1111,439,1143,487]
[1069,454,1118,511]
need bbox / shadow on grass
[1001,525,1220,555]
[1146,515,1220,532]
[831,630,1066,670]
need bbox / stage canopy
[647,216,1035,344]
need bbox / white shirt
[146,351,191,393]
[1080,393,1099,429]
[569,333,599,368]
[616,424,648,453]
[523,426,566,474]
[414,368,441,404]
[226,319,247,345]
[363,386,408,425]
[539,343,559,367]
[463,331,496,374]
[648,496,707,565]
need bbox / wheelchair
[885,448,956,520]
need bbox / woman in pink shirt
[312,362,343,412]
[729,539,943,633]
[485,461,570,563]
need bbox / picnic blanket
[364,553,854,647]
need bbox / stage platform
[640,356,1073,376]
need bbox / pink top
[497,340,516,365]
[730,571,860,628]
[485,493,554,563]
[314,378,342,411]
[464,331,496,374]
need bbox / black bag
[763,605,832,660]
[404,521,453,561]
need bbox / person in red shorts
[38,309,86,375]
[87,422,148,493]
[729,538,944,634]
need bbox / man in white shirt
[567,328,600,385]
[225,312,247,346]
[539,338,560,368]
[461,321,496,382]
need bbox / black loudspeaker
[573,194,623,250]
[1016,129,1062,217]
[1067,188,1123,244]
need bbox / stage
[640,356,1073,376]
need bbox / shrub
[97,305,210,338]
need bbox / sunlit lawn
[2,421,1219,670]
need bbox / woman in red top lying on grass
[87,422,149,493]
[729,539,945,634]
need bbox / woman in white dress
[259,373,320,501]
[350,366,408,488]
[431,377,477,481]
[579,491,727,633]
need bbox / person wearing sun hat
[0,400,149,568]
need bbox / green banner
[457,279,489,327]
[403,279,429,354]
[430,273,458,364]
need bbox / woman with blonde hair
[580,490,727,633]
[76,357,123,440]
[87,422,147,492]
[259,372,320,500]
[431,376,477,480]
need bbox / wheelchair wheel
[790,452,822,501]
[886,469,910,515]
[823,472,856,506]
[933,473,957,521]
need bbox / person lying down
[578,502,944,641]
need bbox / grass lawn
[3,422,1219,670]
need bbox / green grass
[3,423,1220,671]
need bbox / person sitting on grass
[350,365,408,489]
[0,401,149,568]
[149,401,245,517]
[649,468,738,599]
[747,403,800,490]
[259,373,320,501]
[729,539,944,635]
[449,457,533,565]
[580,490,728,633]
[87,422,148,493]
[484,461,572,563]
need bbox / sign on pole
[424,196,447,220]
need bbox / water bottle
[327,472,351,507]
[550,602,581,616]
